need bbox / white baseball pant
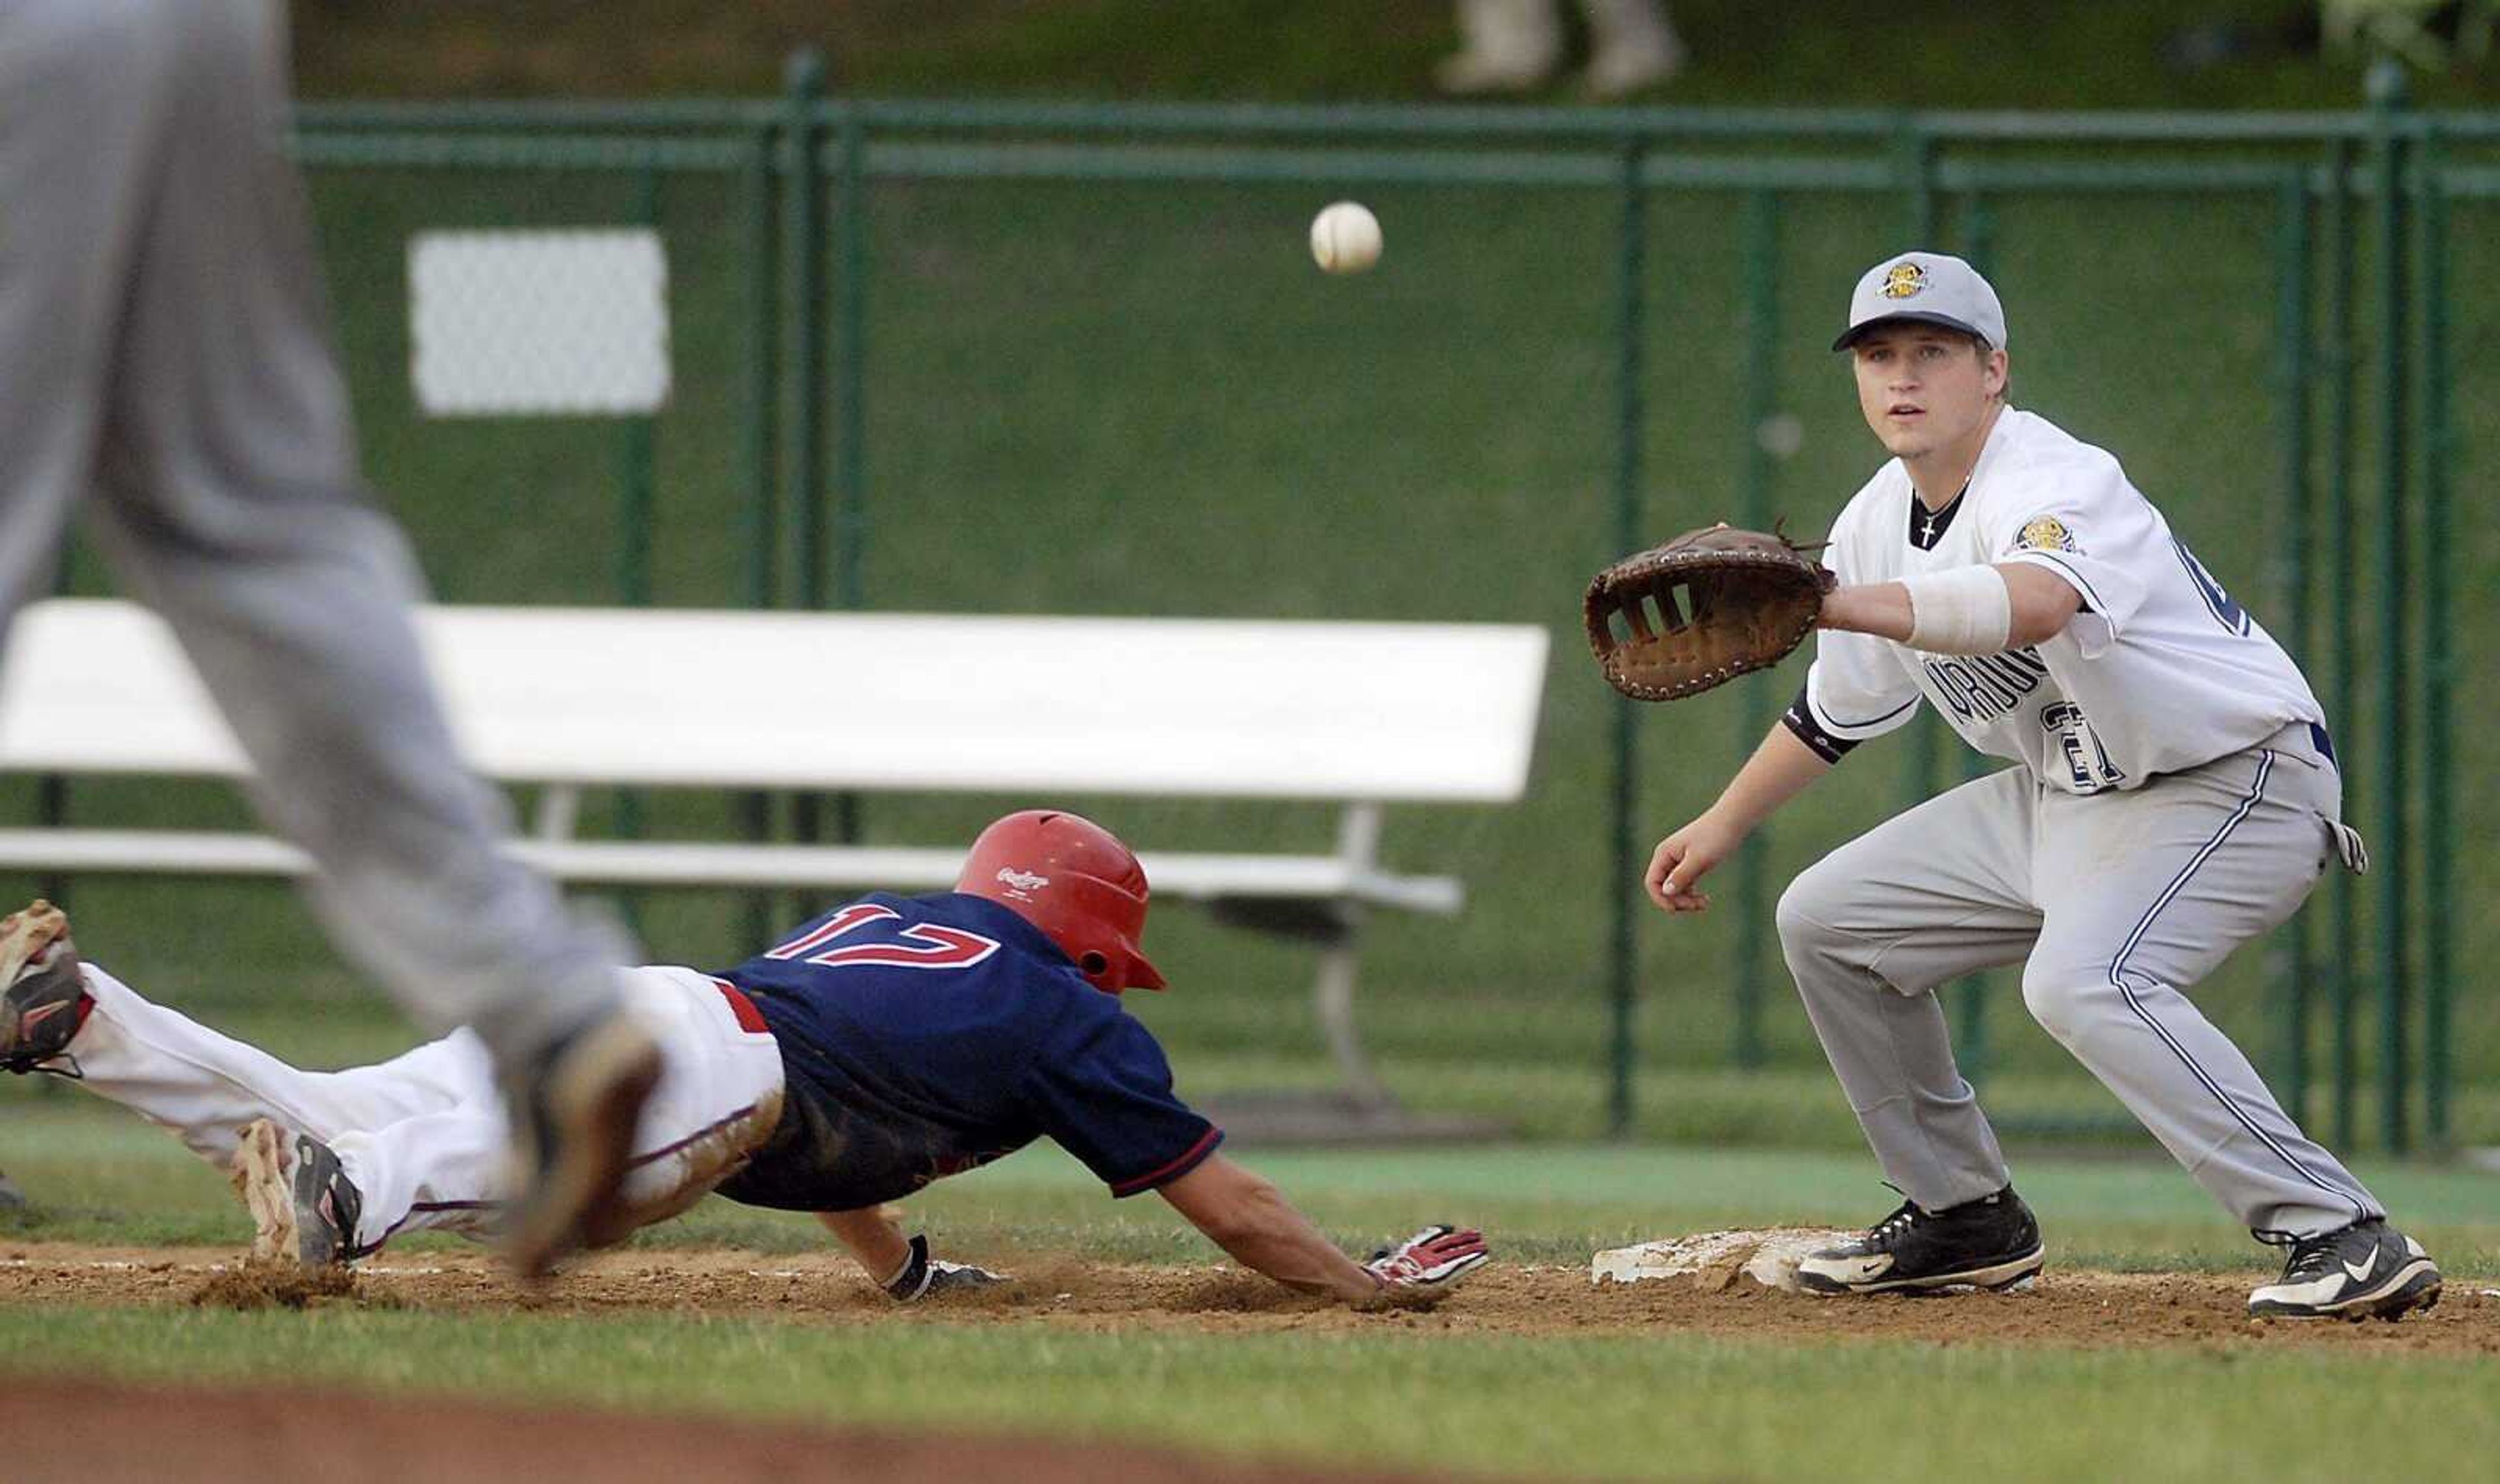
[1778,722,2380,1241]
[57,960,783,1255]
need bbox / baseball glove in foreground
[1584,524,1836,701]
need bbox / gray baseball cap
[1831,251,2007,352]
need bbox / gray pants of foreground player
[0,1,622,1056]
[1779,726,2378,1241]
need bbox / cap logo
[993,866,1049,899]
[1881,262,1928,300]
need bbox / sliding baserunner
[0,811,1486,1306]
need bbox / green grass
[3,1126,2497,1481]
[3,1101,2493,1276]
[7,1304,2498,1483]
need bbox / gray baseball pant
[0,0,624,1059]
[1777,726,2380,1241]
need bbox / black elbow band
[1782,684,1860,764]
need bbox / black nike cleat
[1796,1185,2044,1295]
[2248,1219,2441,1321]
[0,900,91,1075]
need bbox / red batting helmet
[954,810,1167,994]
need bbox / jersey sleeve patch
[2010,515,2081,555]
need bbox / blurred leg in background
[1438,0,1686,98]
[0,0,654,1272]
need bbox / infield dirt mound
[3,1239,2494,1353]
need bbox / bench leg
[1316,801,1394,1113]
[1313,933,1393,1113]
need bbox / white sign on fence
[409,228,671,417]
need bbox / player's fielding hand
[1646,815,1742,913]
[1361,1224,1490,1307]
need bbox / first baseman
[0,811,1490,1306]
[1644,251,2440,1320]
[0,1,655,1270]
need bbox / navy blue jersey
[712,892,1221,1213]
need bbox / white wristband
[1901,566,2014,655]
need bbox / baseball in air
[1310,201,1383,274]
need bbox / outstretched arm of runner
[1156,1152,1383,1303]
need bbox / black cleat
[236,1118,365,1268]
[0,900,91,1075]
[1796,1185,2044,1295]
[2248,1219,2441,1321]
[499,1007,663,1281]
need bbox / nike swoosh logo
[2342,1255,2379,1284]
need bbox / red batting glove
[1362,1224,1490,1304]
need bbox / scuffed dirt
[3,1239,2495,1353]
[189,1255,363,1311]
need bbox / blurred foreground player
[0,2,652,1272]
[0,812,1490,1306]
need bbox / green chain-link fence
[13,61,2490,1151]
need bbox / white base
[1590,1228,1857,1293]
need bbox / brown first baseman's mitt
[1583,523,1837,701]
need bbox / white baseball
[1310,201,1382,275]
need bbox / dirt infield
[8,1241,2492,1483]
[6,1239,2495,1354]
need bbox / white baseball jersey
[1799,407,2324,793]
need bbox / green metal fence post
[2366,62,2411,1155]
[835,115,869,616]
[609,160,663,936]
[1893,121,1941,821]
[743,125,784,611]
[1952,191,1998,1083]
[1607,137,1648,1139]
[783,49,830,853]
[830,108,870,845]
[1732,187,1779,1071]
[34,540,74,917]
[1894,118,1936,245]
[2320,135,2361,1150]
[617,158,662,608]
[2414,122,2454,1151]
[738,117,785,952]
[2270,167,2315,1121]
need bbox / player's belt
[2307,722,2337,769]
[711,976,770,1034]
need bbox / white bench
[0,598,1548,1108]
